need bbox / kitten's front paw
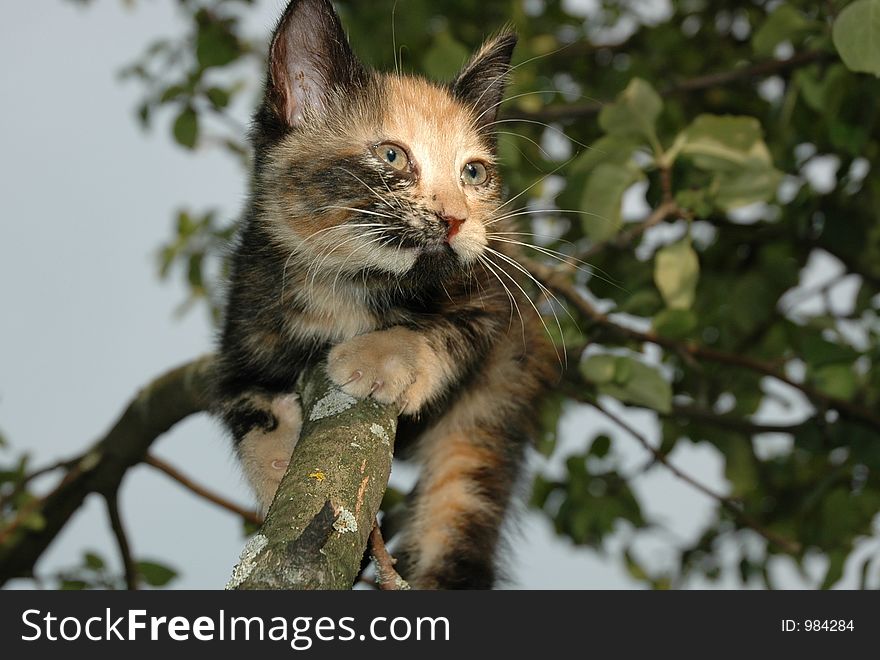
[327,328,443,415]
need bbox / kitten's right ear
[265,0,365,128]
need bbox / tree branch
[0,357,214,586]
[369,521,410,590]
[525,258,880,431]
[585,395,802,554]
[228,363,397,590]
[144,454,262,527]
[503,51,828,123]
[105,492,139,590]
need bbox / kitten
[216,0,556,589]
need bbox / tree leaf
[833,0,880,76]
[570,134,643,174]
[196,18,242,69]
[580,354,617,385]
[422,31,470,80]
[137,560,178,587]
[582,355,672,413]
[713,164,783,210]
[752,5,812,57]
[653,308,698,339]
[206,87,231,109]
[172,106,198,150]
[812,363,858,400]
[671,114,771,171]
[598,78,663,149]
[654,239,700,310]
[580,162,643,241]
[84,551,105,570]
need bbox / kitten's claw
[326,329,439,414]
[271,460,288,470]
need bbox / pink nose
[441,215,465,240]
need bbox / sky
[0,0,871,590]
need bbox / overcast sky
[1,0,869,590]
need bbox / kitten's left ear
[266,0,366,128]
[452,31,518,131]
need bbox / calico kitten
[216,0,556,589]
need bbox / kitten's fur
[216,0,555,589]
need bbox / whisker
[317,205,395,219]
[481,118,591,151]
[482,251,566,367]
[490,156,576,216]
[477,255,526,348]
[485,236,623,291]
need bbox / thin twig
[144,454,262,527]
[504,51,828,122]
[579,200,679,264]
[666,405,812,436]
[525,257,880,431]
[369,522,410,590]
[104,492,139,590]
[0,459,71,511]
[587,396,802,554]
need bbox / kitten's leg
[222,392,303,514]
[397,421,526,589]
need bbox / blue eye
[374,142,409,171]
[461,161,488,185]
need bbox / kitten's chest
[285,279,379,343]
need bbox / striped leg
[398,423,526,589]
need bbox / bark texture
[229,364,397,590]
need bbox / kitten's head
[253,0,516,284]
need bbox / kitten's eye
[374,142,409,171]
[461,162,489,186]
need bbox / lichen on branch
[229,364,397,590]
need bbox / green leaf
[137,560,177,587]
[580,163,643,242]
[598,78,663,149]
[671,114,771,171]
[196,19,242,69]
[812,363,858,400]
[653,308,698,339]
[820,549,847,589]
[588,434,612,458]
[669,115,782,209]
[206,87,231,109]
[172,106,198,150]
[752,5,812,57]
[60,580,88,591]
[713,164,783,210]
[582,355,672,413]
[654,239,700,310]
[84,551,105,570]
[570,134,643,175]
[159,84,187,103]
[833,0,880,76]
[580,354,617,384]
[422,31,469,80]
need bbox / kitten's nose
[440,214,465,240]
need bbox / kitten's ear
[452,31,518,130]
[266,0,366,127]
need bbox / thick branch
[229,364,397,590]
[0,357,213,586]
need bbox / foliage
[27,0,880,589]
